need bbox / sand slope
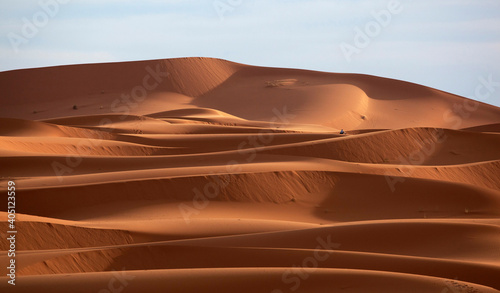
[1,57,500,292]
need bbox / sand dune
[1,57,500,292]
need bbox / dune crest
[1,58,500,293]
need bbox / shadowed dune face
[1,57,500,293]
[196,65,500,130]
[0,58,240,121]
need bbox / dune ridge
[1,57,500,292]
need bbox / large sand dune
[1,57,500,292]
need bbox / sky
[1,0,499,107]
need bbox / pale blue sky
[1,0,499,106]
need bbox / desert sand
[1,57,500,292]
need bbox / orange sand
[1,57,499,292]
